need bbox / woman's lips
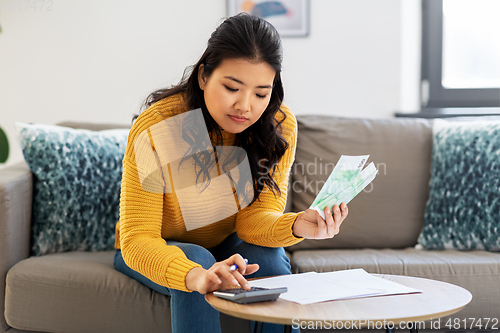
[229,115,248,123]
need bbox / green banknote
[310,155,378,219]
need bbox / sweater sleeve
[118,106,201,292]
[235,105,305,247]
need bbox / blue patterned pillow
[16,123,129,256]
[419,119,500,251]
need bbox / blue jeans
[114,233,298,333]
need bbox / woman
[114,13,348,333]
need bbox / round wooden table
[206,274,472,333]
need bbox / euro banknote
[310,155,378,219]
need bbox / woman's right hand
[185,254,259,294]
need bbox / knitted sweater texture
[115,92,302,291]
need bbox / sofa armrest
[0,162,33,332]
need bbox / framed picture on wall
[227,0,309,37]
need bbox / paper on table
[248,269,421,305]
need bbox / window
[421,0,500,108]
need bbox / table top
[205,274,472,327]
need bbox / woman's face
[198,58,276,134]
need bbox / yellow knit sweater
[115,92,303,292]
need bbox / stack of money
[310,155,378,219]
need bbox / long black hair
[139,13,288,202]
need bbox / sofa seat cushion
[292,248,500,320]
[5,251,171,333]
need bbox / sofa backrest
[287,115,433,251]
[60,119,433,250]
[57,121,131,131]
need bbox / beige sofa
[1,116,499,333]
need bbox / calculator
[213,286,288,304]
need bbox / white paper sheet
[248,269,421,305]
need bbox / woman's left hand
[292,203,348,239]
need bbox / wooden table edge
[205,274,473,326]
[205,297,470,326]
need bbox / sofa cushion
[5,251,171,333]
[419,119,500,251]
[291,248,500,320]
[15,122,129,256]
[288,116,433,250]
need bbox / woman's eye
[224,85,238,92]
[224,84,267,99]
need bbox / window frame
[421,0,500,108]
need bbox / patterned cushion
[16,122,129,256]
[419,119,500,251]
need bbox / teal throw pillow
[16,122,129,256]
[419,119,500,251]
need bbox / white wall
[0,0,421,168]
[282,0,420,118]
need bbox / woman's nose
[235,93,251,112]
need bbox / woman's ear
[198,64,206,91]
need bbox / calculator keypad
[217,287,267,294]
